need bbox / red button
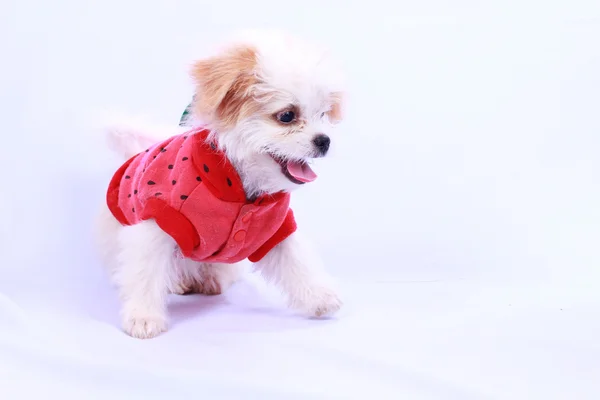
[242,212,252,223]
[233,230,246,242]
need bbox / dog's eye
[321,112,326,118]
[277,111,296,124]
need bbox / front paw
[290,285,343,318]
[122,314,167,339]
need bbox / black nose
[312,134,331,155]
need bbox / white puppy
[94,30,345,339]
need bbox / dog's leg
[172,259,243,296]
[116,219,176,339]
[254,231,342,317]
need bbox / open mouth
[270,155,317,185]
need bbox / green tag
[179,101,193,126]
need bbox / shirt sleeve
[141,197,200,258]
[248,209,297,263]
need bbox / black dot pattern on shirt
[125,134,241,210]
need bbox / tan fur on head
[191,46,259,128]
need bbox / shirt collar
[189,128,288,205]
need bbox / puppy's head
[190,30,345,197]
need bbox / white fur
[94,30,344,339]
[254,231,341,317]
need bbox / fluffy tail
[104,115,189,159]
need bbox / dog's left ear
[327,91,345,124]
[190,45,257,124]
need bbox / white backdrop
[1,1,599,399]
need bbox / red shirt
[106,128,297,263]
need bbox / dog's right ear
[190,46,257,124]
[327,91,345,124]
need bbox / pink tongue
[286,161,317,183]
